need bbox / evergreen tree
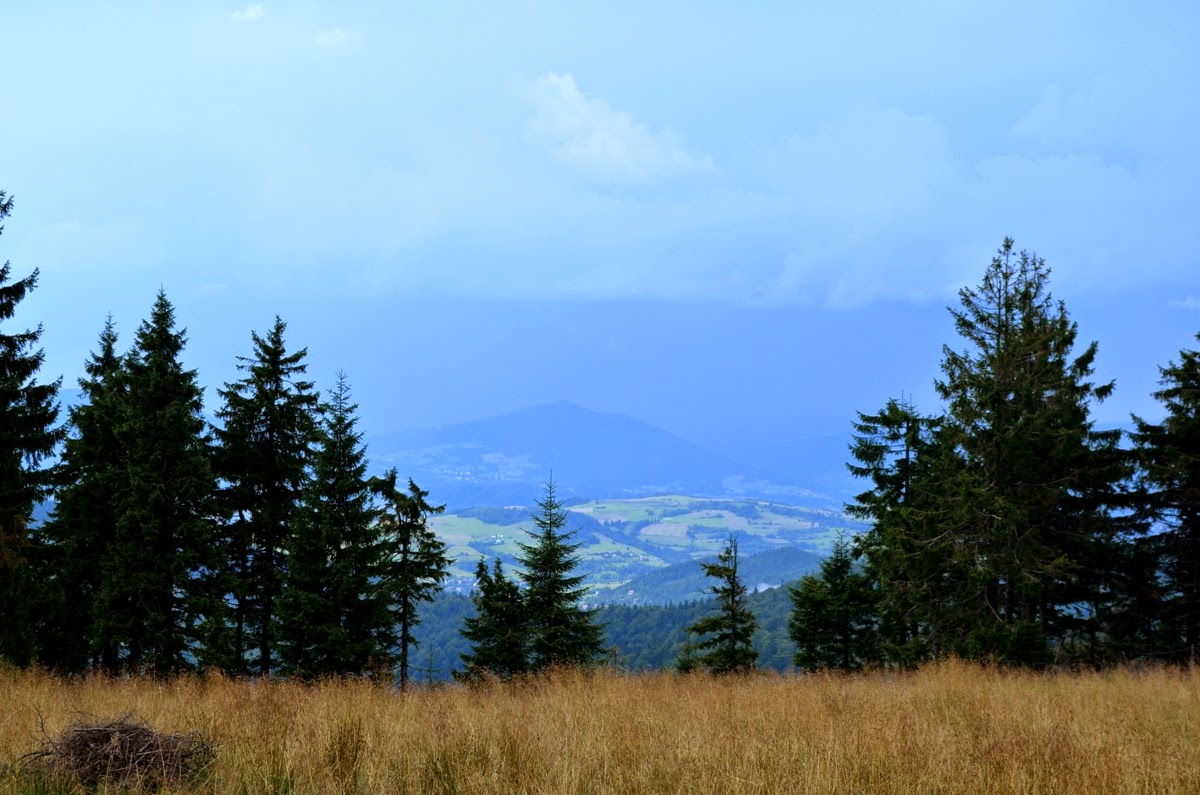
[1132,333,1200,661]
[278,372,393,678]
[455,557,529,681]
[847,398,953,665]
[674,630,701,674]
[848,240,1129,667]
[933,239,1127,665]
[517,478,606,670]
[788,535,877,671]
[34,317,126,672]
[95,290,216,674]
[211,316,319,675]
[680,535,758,674]
[0,190,62,666]
[371,471,450,690]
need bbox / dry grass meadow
[2,661,1199,794]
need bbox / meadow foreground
[2,662,1198,794]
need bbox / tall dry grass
[2,661,1198,794]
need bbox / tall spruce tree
[456,557,529,681]
[0,190,62,666]
[936,239,1128,665]
[850,239,1129,666]
[681,535,758,674]
[517,479,605,671]
[278,372,393,678]
[789,535,877,671]
[95,290,216,674]
[211,316,319,675]
[1133,333,1200,661]
[34,317,126,672]
[371,471,450,689]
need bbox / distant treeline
[417,584,799,681]
[3,185,1200,678]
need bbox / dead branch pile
[18,714,214,791]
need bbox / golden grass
[2,661,1199,794]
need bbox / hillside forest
[3,184,1200,680]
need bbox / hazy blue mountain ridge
[617,546,822,605]
[367,401,851,510]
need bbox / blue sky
[3,2,1198,451]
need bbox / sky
[3,1,1199,452]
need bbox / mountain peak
[367,401,735,508]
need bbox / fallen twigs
[16,713,214,791]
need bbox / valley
[432,494,858,605]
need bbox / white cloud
[231,5,265,22]
[528,73,712,183]
[314,27,350,48]
[1170,296,1200,310]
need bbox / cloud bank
[7,2,1198,310]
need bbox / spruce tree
[516,478,605,671]
[1133,333,1200,661]
[96,290,216,674]
[456,557,528,681]
[933,239,1127,665]
[371,471,450,689]
[0,190,62,666]
[674,631,701,674]
[847,398,953,665]
[34,317,126,672]
[788,535,877,671]
[849,240,1129,666]
[278,372,393,678]
[211,316,319,674]
[680,535,758,674]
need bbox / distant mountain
[368,401,740,507]
[54,391,853,509]
[366,401,846,510]
[614,546,823,606]
[715,433,860,505]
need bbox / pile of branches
[17,714,214,791]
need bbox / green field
[430,495,858,600]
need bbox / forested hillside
[415,582,799,681]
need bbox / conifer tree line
[5,186,1200,677]
[13,293,441,678]
[789,238,1200,670]
[0,191,611,680]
